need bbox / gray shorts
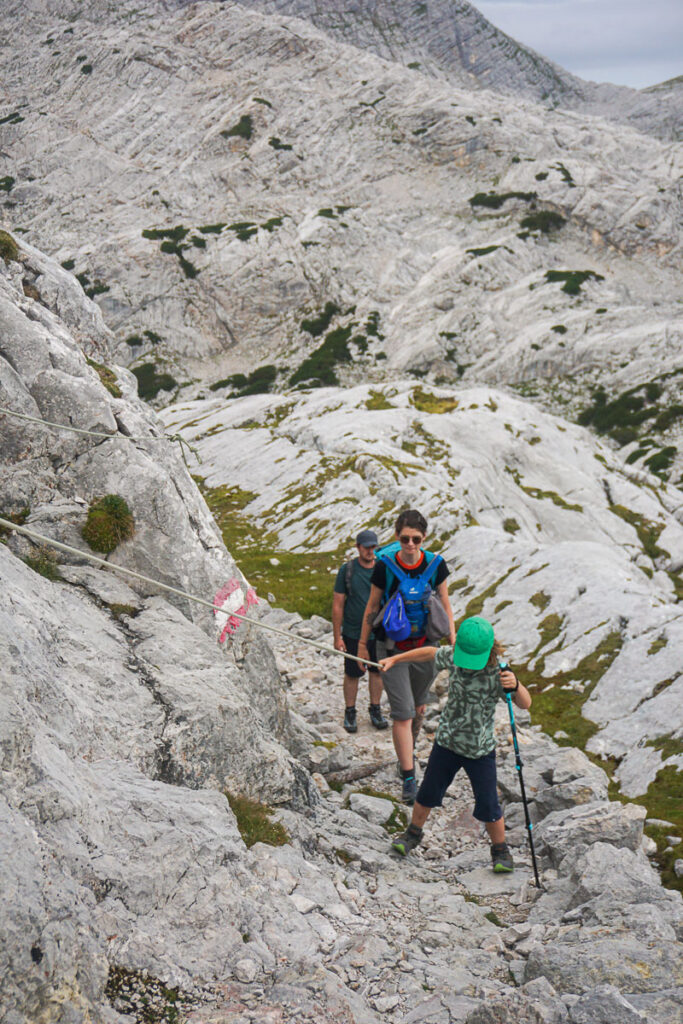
[377,641,435,721]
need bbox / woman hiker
[379,615,531,873]
[358,510,455,805]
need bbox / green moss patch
[86,358,122,398]
[225,792,289,848]
[411,387,458,414]
[0,176,15,193]
[469,191,536,210]
[579,382,663,446]
[131,363,178,401]
[503,518,520,534]
[290,325,353,388]
[82,495,134,554]
[142,225,198,277]
[366,391,393,410]
[648,634,668,656]
[506,467,583,512]
[209,364,277,397]
[107,603,138,620]
[544,269,604,295]
[221,114,252,140]
[609,505,669,560]
[76,272,110,299]
[300,302,341,337]
[23,548,61,581]
[520,210,565,234]
[466,245,499,257]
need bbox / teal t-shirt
[433,646,506,759]
[333,559,374,640]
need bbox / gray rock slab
[457,866,533,895]
[59,564,143,609]
[349,793,394,826]
[525,934,683,995]
[568,985,649,1023]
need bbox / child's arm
[379,646,439,672]
[501,669,532,710]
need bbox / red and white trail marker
[213,578,259,643]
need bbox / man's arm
[358,583,383,653]
[332,592,346,652]
[437,578,456,644]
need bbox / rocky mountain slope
[1,237,682,1022]
[1,2,683,1020]
[242,0,683,138]
[1,0,680,479]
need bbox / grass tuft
[225,792,289,848]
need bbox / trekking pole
[499,661,541,888]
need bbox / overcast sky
[472,0,683,89]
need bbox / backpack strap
[378,551,406,601]
[344,557,358,595]
[379,550,441,598]
[417,552,443,583]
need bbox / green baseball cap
[453,616,495,670]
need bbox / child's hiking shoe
[392,823,423,856]
[343,707,358,733]
[401,772,418,805]
[369,703,389,730]
[490,842,514,873]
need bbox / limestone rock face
[246,0,682,137]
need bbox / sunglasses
[398,534,423,545]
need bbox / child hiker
[378,615,531,872]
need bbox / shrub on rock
[82,495,134,553]
[0,229,19,264]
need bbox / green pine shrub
[82,495,134,553]
[0,229,19,263]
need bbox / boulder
[568,985,648,1023]
[348,793,394,827]
[525,934,682,995]
[534,801,646,868]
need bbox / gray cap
[356,529,378,548]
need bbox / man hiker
[333,529,389,733]
[380,616,531,873]
[358,510,455,804]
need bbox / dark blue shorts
[343,635,377,679]
[416,742,503,823]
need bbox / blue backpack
[378,545,443,642]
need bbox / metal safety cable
[0,406,200,466]
[0,518,382,670]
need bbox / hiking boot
[369,703,389,730]
[392,823,423,856]
[343,707,357,733]
[491,842,514,873]
[401,773,418,805]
